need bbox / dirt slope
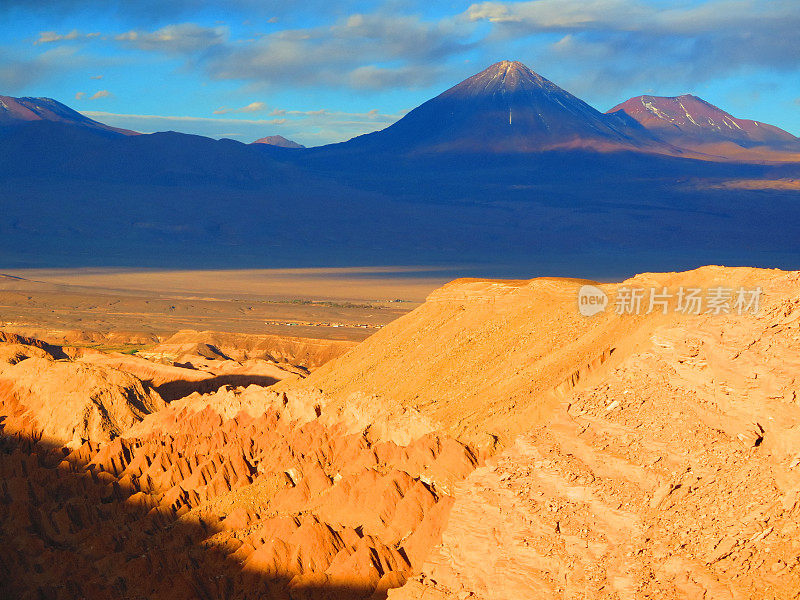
[0,381,476,599]
[384,268,800,599]
[292,268,783,446]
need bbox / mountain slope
[275,266,800,600]
[329,60,664,154]
[608,94,800,152]
[0,95,138,135]
[387,266,800,599]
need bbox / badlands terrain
[2,265,800,599]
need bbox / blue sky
[2,0,799,146]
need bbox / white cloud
[79,107,403,145]
[35,29,81,44]
[348,64,445,90]
[115,23,227,53]
[213,101,267,115]
[75,91,85,100]
[81,111,288,125]
[34,29,102,44]
[90,89,111,99]
[0,45,82,91]
[82,108,399,123]
[465,0,649,30]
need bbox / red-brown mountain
[251,135,304,148]
[0,95,138,135]
[331,60,664,154]
[607,94,799,151]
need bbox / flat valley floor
[0,267,450,346]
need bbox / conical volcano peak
[492,60,543,85]
[337,60,664,154]
[490,60,528,75]
[450,60,557,97]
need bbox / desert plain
[0,267,447,344]
[2,264,800,599]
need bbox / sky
[2,0,799,146]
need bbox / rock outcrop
[0,354,166,448]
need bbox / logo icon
[578,285,608,317]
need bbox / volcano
[608,94,800,152]
[333,60,662,154]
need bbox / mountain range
[3,61,797,158]
[0,60,799,274]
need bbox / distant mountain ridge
[251,135,305,149]
[607,94,799,151]
[2,63,797,158]
[0,61,799,274]
[0,95,138,136]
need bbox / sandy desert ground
[0,267,447,347]
[2,265,800,599]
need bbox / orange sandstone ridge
[2,265,800,598]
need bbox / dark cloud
[126,12,475,91]
[0,0,382,24]
[467,0,800,89]
[0,46,82,91]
